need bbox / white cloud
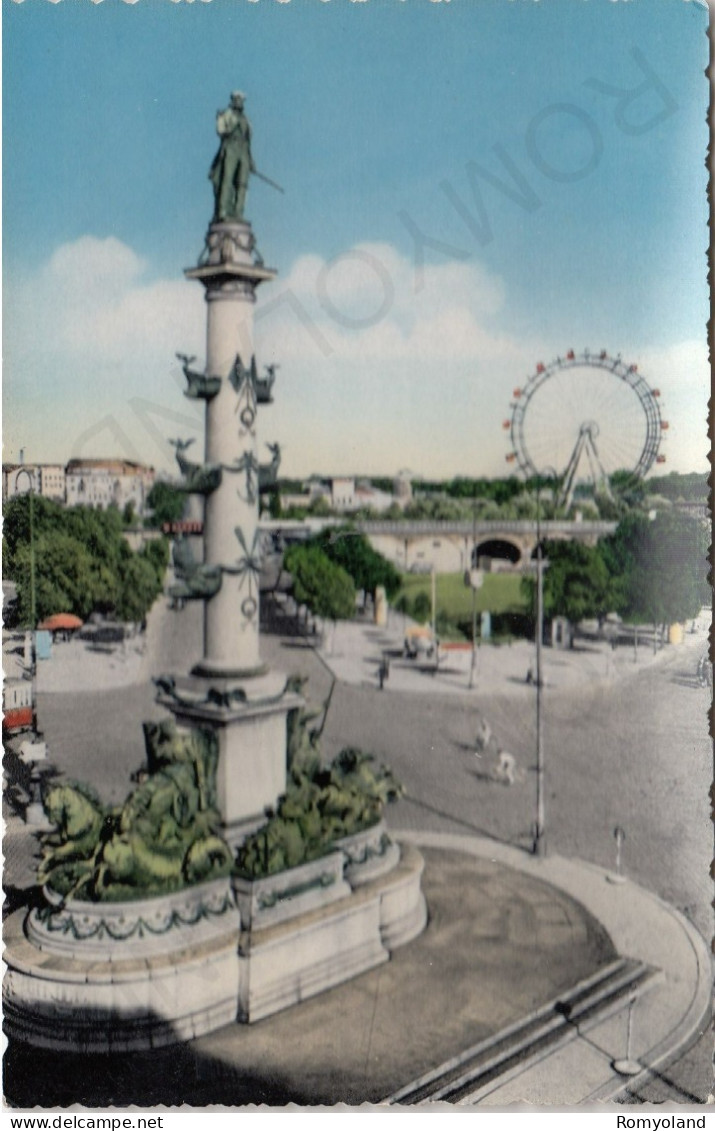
[47,236,144,292]
[3,235,709,479]
[4,236,206,470]
[257,241,515,365]
[30,237,204,362]
[635,338,710,475]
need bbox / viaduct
[354,519,618,573]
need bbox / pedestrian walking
[697,653,712,689]
[475,718,492,756]
[497,750,517,785]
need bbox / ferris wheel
[504,350,667,505]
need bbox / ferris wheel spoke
[603,427,640,473]
[554,369,581,422]
[594,374,630,427]
[595,384,624,426]
[601,438,636,475]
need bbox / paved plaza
[3,599,712,1106]
[315,607,685,697]
[4,839,709,1108]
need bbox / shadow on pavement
[3,848,617,1109]
[401,791,529,849]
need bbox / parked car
[404,625,436,659]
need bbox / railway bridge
[355,519,617,573]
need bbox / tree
[608,469,647,511]
[88,560,121,615]
[139,537,171,586]
[511,493,540,521]
[443,476,523,505]
[13,534,98,624]
[412,592,432,623]
[284,545,356,624]
[522,540,611,630]
[645,471,708,503]
[116,555,163,622]
[308,495,333,517]
[393,593,411,617]
[5,493,169,626]
[598,512,650,618]
[600,511,709,628]
[3,494,68,575]
[145,481,186,527]
[311,527,401,599]
[65,503,125,568]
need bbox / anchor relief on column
[229,355,258,436]
[227,442,281,505]
[229,354,278,410]
[223,526,263,624]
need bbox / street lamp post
[534,489,545,856]
[469,498,477,688]
[466,568,485,689]
[532,467,557,858]
[16,469,37,643]
[470,577,478,688]
[430,565,438,668]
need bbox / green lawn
[394,572,528,635]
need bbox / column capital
[186,219,277,290]
[185,261,278,288]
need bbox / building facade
[303,476,399,515]
[65,459,155,513]
[2,464,67,503]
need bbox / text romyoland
[616,1119,706,1130]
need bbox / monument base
[3,878,241,1052]
[156,670,301,847]
[3,844,427,1048]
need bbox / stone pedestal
[3,878,241,1051]
[3,842,428,1045]
[234,841,427,1024]
[157,672,301,845]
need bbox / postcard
[2,0,711,1117]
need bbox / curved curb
[394,829,712,1105]
[584,901,712,1104]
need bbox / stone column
[186,221,275,678]
[158,220,300,845]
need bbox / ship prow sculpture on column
[3,91,426,1051]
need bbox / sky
[3,0,710,481]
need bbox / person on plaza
[497,750,517,786]
[474,717,493,756]
[209,91,255,222]
[697,651,712,689]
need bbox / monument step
[386,956,659,1104]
